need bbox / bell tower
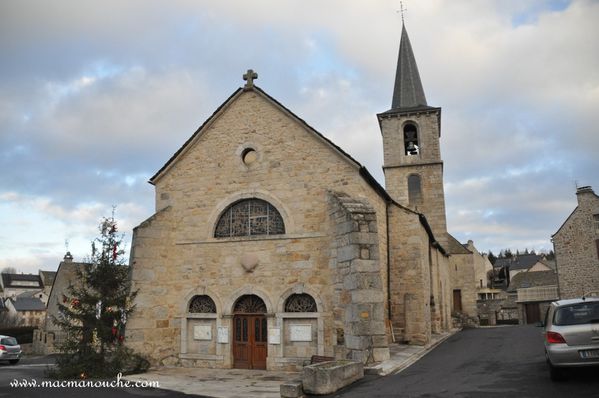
[378,24,447,248]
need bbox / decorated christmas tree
[51,214,148,378]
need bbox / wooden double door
[232,314,267,369]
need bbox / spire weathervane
[399,1,407,23]
[243,69,258,90]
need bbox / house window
[214,198,285,238]
[188,295,217,313]
[594,214,599,234]
[408,174,423,205]
[284,293,317,312]
[403,123,419,155]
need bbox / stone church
[127,25,458,370]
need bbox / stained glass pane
[214,212,230,238]
[230,201,249,236]
[250,216,268,235]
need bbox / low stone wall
[302,360,363,395]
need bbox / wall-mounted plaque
[268,328,281,345]
[289,324,312,342]
[217,326,229,344]
[193,325,212,340]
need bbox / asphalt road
[325,325,599,398]
[0,355,202,398]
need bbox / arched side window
[408,174,423,206]
[404,123,419,156]
[214,198,285,238]
[284,293,317,312]
[188,295,217,313]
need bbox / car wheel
[9,359,19,365]
[549,362,565,381]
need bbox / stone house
[447,238,496,322]
[0,273,44,299]
[5,296,46,327]
[33,252,88,354]
[506,270,558,324]
[126,25,464,371]
[552,186,599,299]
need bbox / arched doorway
[232,294,267,369]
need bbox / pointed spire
[391,24,427,109]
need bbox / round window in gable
[242,148,258,165]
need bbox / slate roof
[1,273,43,289]
[9,297,46,311]
[39,270,56,286]
[509,254,542,271]
[507,271,558,293]
[446,233,471,255]
[17,290,44,299]
[492,254,542,271]
[391,24,428,110]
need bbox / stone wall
[449,253,476,316]
[477,292,519,326]
[430,247,451,333]
[328,192,389,363]
[388,204,432,345]
[553,187,599,299]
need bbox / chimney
[63,251,73,263]
[576,186,595,206]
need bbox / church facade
[126,25,455,370]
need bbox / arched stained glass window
[233,294,267,314]
[284,293,317,312]
[188,295,217,313]
[214,199,285,238]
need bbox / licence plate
[579,349,599,358]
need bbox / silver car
[0,335,21,365]
[542,297,599,380]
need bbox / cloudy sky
[1,0,598,274]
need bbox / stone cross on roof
[243,69,258,90]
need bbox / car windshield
[554,302,599,326]
[0,337,18,346]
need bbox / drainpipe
[552,238,561,299]
[386,202,392,320]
